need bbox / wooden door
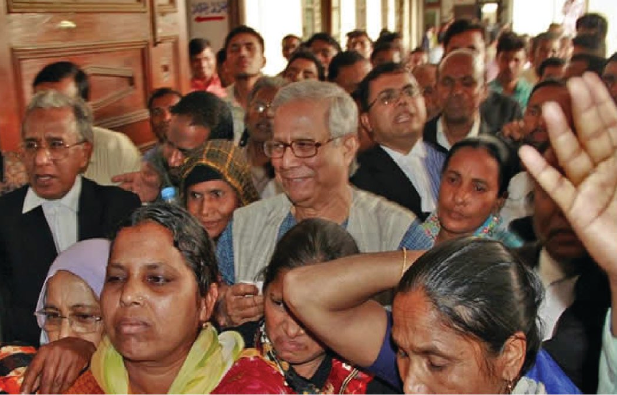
[0,0,190,152]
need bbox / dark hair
[538,57,566,79]
[32,61,89,101]
[375,31,402,45]
[224,25,265,53]
[569,53,607,76]
[410,46,426,55]
[576,13,608,39]
[443,135,517,196]
[147,87,182,112]
[170,91,234,140]
[357,62,408,111]
[189,38,212,58]
[216,47,227,65]
[572,34,604,54]
[496,32,527,54]
[111,203,218,296]
[370,41,399,63]
[606,52,617,73]
[396,237,543,375]
[306,32,342,53]
[530,77,567,98]
[285,49,326,81]
[282,34,301,43]
[327,50,367,82]
[346,29,371,42]
[263,218,359,290]
[443,19,487,51]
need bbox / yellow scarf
[90,324,243,394]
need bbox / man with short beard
[423,49,492,152]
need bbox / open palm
[519,73,617,279]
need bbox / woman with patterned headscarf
[181,139,259,242]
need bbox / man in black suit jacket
[351,63,445,220]
[423,49,493,152]
[0,91,140,346]
[514,153,610,393]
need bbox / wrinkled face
[186,179,239,240]
[264,272,326,376]
[533,39,560,70]
[271,99,356,208]
[282,37,301,60]
[445,30,486,59]
[284,58,320,82]
[332,60,372,94]
[150,93,181,142]
[412,66,439,121]
[393,290,507,394]
[371,49,402,67]
[22,107,92,200]
[437,55,486,126]
[602,61,617,104]
[246,86,280,143]
[102,222,215,364]
[497,49,527,83]
[438,147,503,237]
[190,47,216,80]
[226,33,265,79]
[309,40,338,71]
[361,71,426,151]
[523,85,572,150]
[349,36,372,59]
[44,271,103,345]
[165,115,209,168]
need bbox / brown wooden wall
[0,0,190,152]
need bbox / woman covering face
[181,139,259,241]
[424,135,522,247]
[35,238,110,346]
[65,204,244,394]
[214,218,395,394]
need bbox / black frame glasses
[263,137,340,159]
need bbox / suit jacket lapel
[78,178,102,240]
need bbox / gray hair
[438,48,487,85]
[271,80,358,139]
[247,76,289,105]
[23,90,94,143]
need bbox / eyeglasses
[35,309,102,334]
[263,137,340,159]
[250,101,273,115]
[20,139,85,160]
[367,84,421,110]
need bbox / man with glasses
[215,80,432,328]
[0,90,140,346]
[351,62,445,221]
[240,76,287,198]
[423,49,493,152]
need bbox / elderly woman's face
[44,271,103,345]
[264,271,326,378]
[392,290,508,393]
[186,179,240,240]
[102,222,216,364]
[438,147,503,236]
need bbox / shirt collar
[437,114,481,149]
[22,175,83,214]
[381,138,426,160]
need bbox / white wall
[244,0,303,76]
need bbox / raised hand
[519,72,617,280]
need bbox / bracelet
[401,247,408,278]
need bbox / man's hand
[519,72,617,280]
[20,337,96,394]
[215,283,264,328]
[112,161,162,203]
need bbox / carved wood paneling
[7,0,146,13]
[150,36,180,90]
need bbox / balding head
[438,48,486,84]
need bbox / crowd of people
[0,10,616,395]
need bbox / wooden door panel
[150,37,181,90]
[7,0,146,13]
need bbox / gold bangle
[401,247,408,278]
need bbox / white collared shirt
[436,115,481,150]
[22,176,82,253]
[381,140,436,213]
[536,248,579,341]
